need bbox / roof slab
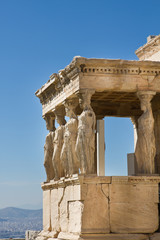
[36,57,160,118]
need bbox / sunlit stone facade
[35,35,160,240]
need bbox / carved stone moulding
[41,175,160,190]
[35,57,160,117]
[135,34,160,60]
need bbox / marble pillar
[75,89,96,174]
[44,114,55,182]
[135,91,156,174]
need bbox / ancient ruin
[36,35,160,240]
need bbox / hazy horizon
[0,206,42,210]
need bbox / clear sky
[0,0,159,209]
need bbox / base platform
[37,175,160,240]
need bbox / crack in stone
[101,184,111,233]
[101,184,110,201]
[57,187,66,234]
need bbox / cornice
[41,174,81,190]
[35,56,82,97]
[35,57,82,106]
[135,34,160,60]
[41,175,112,190]
[41,175,160,190]
[35,57,160,109]
[112,176,160,184]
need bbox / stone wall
[36,175,160,240]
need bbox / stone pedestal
[37,175,160,240]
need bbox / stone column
[153,110,160,174]
[52,107,66,180]
[75,89,96,174]
[127,117,138,176]
[135,91,156,174]
[43,114,56,234]
[97,119,105,176]
[60,98,79,177]
[43,114,56,182]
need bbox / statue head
[137,91,156,113]
[44,114,55,131]
[64,98,78,119]
[56,115,66,126]
[54,107,66,126]
[79,95,90,110]
[78,89,95,110]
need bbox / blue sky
[0,0,159,209]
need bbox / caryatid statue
[75,89,96,174]
[135,91,156,174]
[44,114,55,182]
[52,108,66,180]
[60,98,79,177]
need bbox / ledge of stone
[41,175,160,190]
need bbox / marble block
[38,176,160,240]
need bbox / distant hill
[0,218,7,222]
[0,207,42,238]
[0,207,42,219]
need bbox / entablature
[36,57,160,117]
[135,34,160,60]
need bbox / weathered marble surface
[110,202,158,233]
[136,35,160,61]
[43,189,51,232]
[75,89,96,174]
[35,233,152,240]
[135,91,156,174]
[43,115,55,182]
[78,234,149,240]
[110,176,159,234]
[61,98,79,177]
[36,56,160,117]
[81,183,110,234]
[150,233,160,240]
[37,176,160,240]
[52,109,66,180]
[154,111,160,173]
